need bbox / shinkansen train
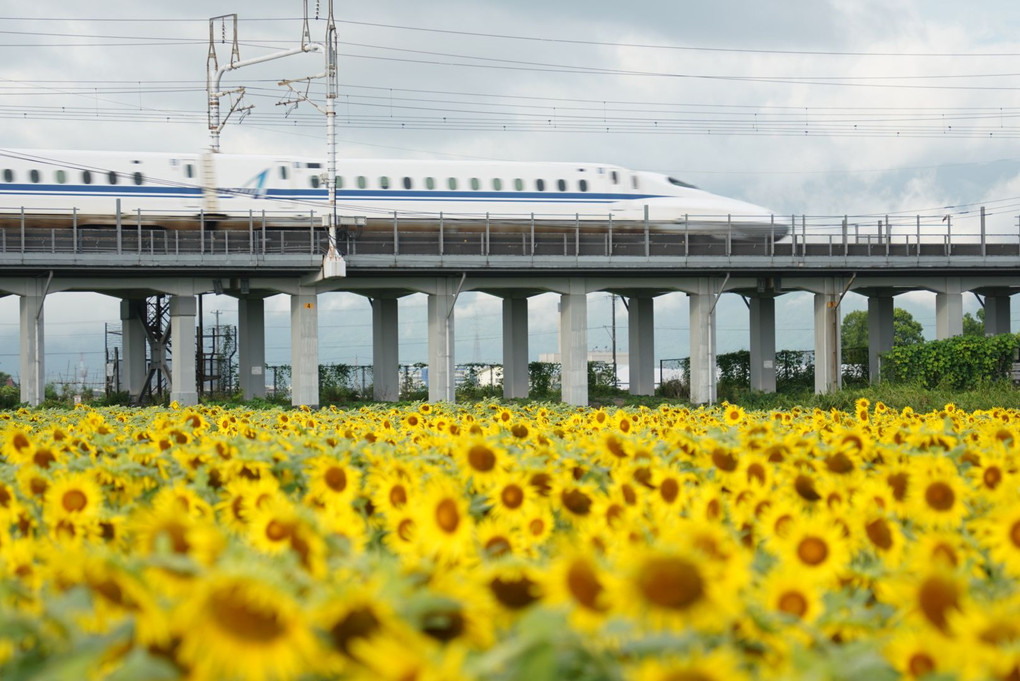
[0,149,787,238]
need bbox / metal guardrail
[2,207,1020,260]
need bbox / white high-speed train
[0,149,786,238]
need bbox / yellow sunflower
[412,481,475,564]
[175,574,319,681]
[972,503,1020,578]
[43,471,104,525]
[771,512,851,584]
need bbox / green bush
[881,333,1020,390]
[0,384,21,409]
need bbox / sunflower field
[1,399,1019,681]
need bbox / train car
[0,149,788,240]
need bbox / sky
[2,0,1020,388]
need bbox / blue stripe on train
[0,184,664,203]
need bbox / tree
[963,307,986,337]
[841,308,925,348]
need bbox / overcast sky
[2,0,1019,387]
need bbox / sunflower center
[397,518,415,542]
[489,576,540,610]
[797,537,829,566]
[865,518,894,550]
[33,450,56,468]
[918,575,960,633]
[659,478,680,504]
[62,490,88,513]
[529,473,552,497]
[778,590,808,618]
[528,518,545,536]
[747,463,766,485]
[711,450,738,472]
[1009,521,1020,549]
[983,466,1003,489]
[660,672,715,681]
[794,475,821,502]
[560,488,592,516]
[158,523,191,554]
[908,654,936,678]
[980,621,1020,646]
[324,467,347,492]
[501,484,524,509]
[511,424,529,438]
[825,452,854,474]
[435,498,460,533]
[421,608,466,643]
[330,607,380,655]
[467,445,496,472]
[209,588,286,643]
[925,482,955,511]
[484,536,512,558]
[605,435,627,458]
[887,472,909,501]
[12,432,31,453]
[265,520,292,542]
[389,484,407,508]
[636,557,705,610]
[566,560,605,612]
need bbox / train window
[133,172,144,186]
[536,179,545,192]
[306,162,321,169]
[610,171,619,184]
[82,170,92,185]
[108,171,118,185]
[556,179,566,192]
[492,178,503,191]
[55,170,67,184]
[470,178,480,190]
[514,178,524,191]
[335,176,344,189]
[379,176,390,189]
[29,169,40,183]
[403,177,413,190]
[448,178,458,190]
[425,177,435,190]
[668,177,699,189]
[280,166,289,180]
[632,176,639,190]
[357,176,367,189]
[185,164,194,179]
[2,169,12,183]
[579,179,588,192]
[310,175,320,189]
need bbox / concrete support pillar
[19,294,45,407]
[169,295,198,406]
[628,296,655,396]
[984,295,1011,336]
[372,297,400,402]
[689,286,717,405]
[813,289,841,394]
[560,281,588,406]
[427,279,456,403]
[119,299,147,399]
[749,296,776,393]
[502,297,529,399]
[237,297,266,400]
[290,289,319,407]
[935,279,963,339]
[867,296,894,384]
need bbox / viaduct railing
[2,207,1020,261]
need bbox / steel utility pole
[206,4,323,153]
